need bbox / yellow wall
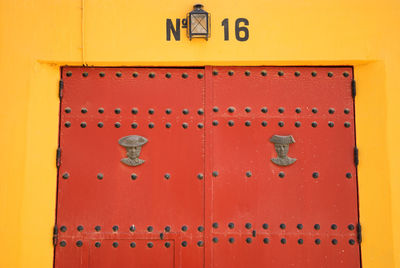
[0,0,399,267]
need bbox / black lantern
[187,4,210,40]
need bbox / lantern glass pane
[190,13,207,34]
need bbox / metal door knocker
[118,135,148,166]
[270,135,296,166]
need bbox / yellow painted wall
[0,0,399,267]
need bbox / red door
[55,67,360,267]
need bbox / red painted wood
[55,67,360,268]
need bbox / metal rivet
[348,224,355,230]
[278,107,284,113]
[197,241,204,247]
[331,224,338,230]
[278,121,284,127]
[97,122,104,128]
[62,172,69,179]
[80,122,87,128]
[182,109,189,115]
[310,71,317,77]
[228,70,234,76]
[182,73,188,79]
[228,120,234,126]
[263,238,269,244]
[65,107,71,113]
[98,108,104,114]
[311,122,318,128]
[212,171,218,177]
[181,225,188,231]
[147,242,154,248]
[262,223,269,229]
[147,226,153,232]
[65,122,71,128]
[245,70,251,76]
[77,225,84,231]
[182,241,188,247]
[314,224,320,230]
[95,226,101,232]
[328,72,333,77]
[149,72,155,78]
[114,122,121,128]
[246,238,252,243]
[295,121,301,128]
[182,123,188,129]
[245,223,252,229]
[116,72,122,77]
[295,107,301,113]
[165,73,171,78]
[66,71,72,77]
[344,122,351,128]
[332,239,338,245]
[165,109,172,114]
[328,121,334,128]
[80,108,87,114]
[245,107,251,113]
[212,120,219,126]
[198,73,204,79]
[312,107,318,114]
[212,237,218,243]
[261,107,268,113]
[245,121,251,127]
[261,70,267,76]
[329,108,335,114]
[212,222,219,229]
[346,173,352,179]
[197,109,204,115]
[198,226,204,232]
[344,108,350,114]
[197,173,204,180]
[281,238,286,244]
[164,242,170,248]
[315,238,321,245]
[131,123,138,129]
[297,224,303,230]
[197,123,204,129]
[343,72,349,77]
[130,242,136,248]
[82,72,88,77]
[131,108,138,114]
[148,109,154,115]
[213,106,219,112]
[213,70,218,76]
[76,240,83,247]
[112,225,119,232]
[261,121,268,127]
[229,237,235,243]
[349,239,355,245]
[164,173,171,180]
[279,172,285,178]
[228,222,235,229]
[166,123,171,128]
[95,242,101,248]
[228,107,235,113]
[129,225,136,232]
[113,242,119,248]
[132,72,138,78]
[278,71,284,76]
[59,226,67,233]
[149,123,154,128]
[298,239,303,245]
[295,71,301,77]
[246,171,252,177]
[312,172,319,179]
[97,173,103,180]
[280,223,286,229]
[114,108,121,114]
[131,173,137,180]
[163,226,170,232]
[60,241,67,247]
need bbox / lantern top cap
[193,4,204,9]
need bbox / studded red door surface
[55,67,360,268]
